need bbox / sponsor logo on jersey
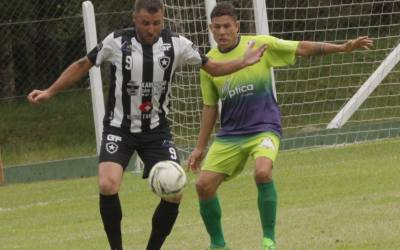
[158,56,171,70]
[121,41,134,53]
[162,139,175,147]
[221,78,255,100]
[127,81,140,96]
[139,101,153,112]
[160,43,172,51]
[107,134,122,142]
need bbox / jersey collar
[217,35,241,53]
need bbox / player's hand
[187,148,205,173]
[343,36,374,52]
[242,40,267,66]
[27,89,52,104]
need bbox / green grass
[1,138,399,249]
[0,89,97,166]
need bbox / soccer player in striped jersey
[188,3,373,250]
[27,1,266,249]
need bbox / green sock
[199,195,226,247]
[257,181,277,241]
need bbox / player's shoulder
[241,34,279,44]
[160,28,180,39]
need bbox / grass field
[1,138,399,250]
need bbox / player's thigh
[247,131,280,164]
[98,161,124,194]
[202,137,248,181]
[137,137,180,178]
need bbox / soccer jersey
[200,35,299,137]
[87,28,207,133]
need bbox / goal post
[327,42,400,129]
[83,0,400,158]
[82,1,105,155]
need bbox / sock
[99,193,123,250]
[146,199,179,250]
[257,181,277,241]
[199,196,225,247]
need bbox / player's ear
[236,21,240,33]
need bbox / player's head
[133,0,164,45]
[210,2,240,50]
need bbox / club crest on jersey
[158,56,171,70]
[105,142,119,154]
[160,43,172,51]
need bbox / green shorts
[202,131,280,180]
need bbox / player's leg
[137,131,182,250]
[197,136,248,249]
[248,132,280,249]
[196,171,226,249]
[98,128,134,250]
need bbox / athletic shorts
[99,125,180,178]
[202,131,280,181]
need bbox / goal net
[162,0,400,157]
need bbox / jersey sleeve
[87,32,115,66]
[200,69,219,106]
[178,35,208,66]
[262,35,299,67]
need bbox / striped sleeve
[87,33,115,66]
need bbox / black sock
[99,193,123,250]
[146,199,180,250]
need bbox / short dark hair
[210,2,237,20]
[134,0,164,14]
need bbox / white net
[163,0,400,157]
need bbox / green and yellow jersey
[200,35,299,137]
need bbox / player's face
[210,15,239,50]
[133,8,164,45]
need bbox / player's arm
[201,41,267,76]
[27,57,93,104]
[296,36,373,57]
[188,104,219,172]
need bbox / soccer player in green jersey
[188,2,373,250]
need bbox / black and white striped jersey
[87,28,207,133]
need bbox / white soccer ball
[148,160,187,198]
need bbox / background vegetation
[1,1,399,166]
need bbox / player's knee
[195,179,215,197]
[98,176,119,194]
[254,167,273,183]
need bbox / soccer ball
[148,161,187,198]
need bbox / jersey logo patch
[158,56,171,70]
[121,41,133,53]
[105,142,118,154]
[160,43,172,51]
[260,138,276,152]
[127,81,140,96]
[139,101,153,112]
